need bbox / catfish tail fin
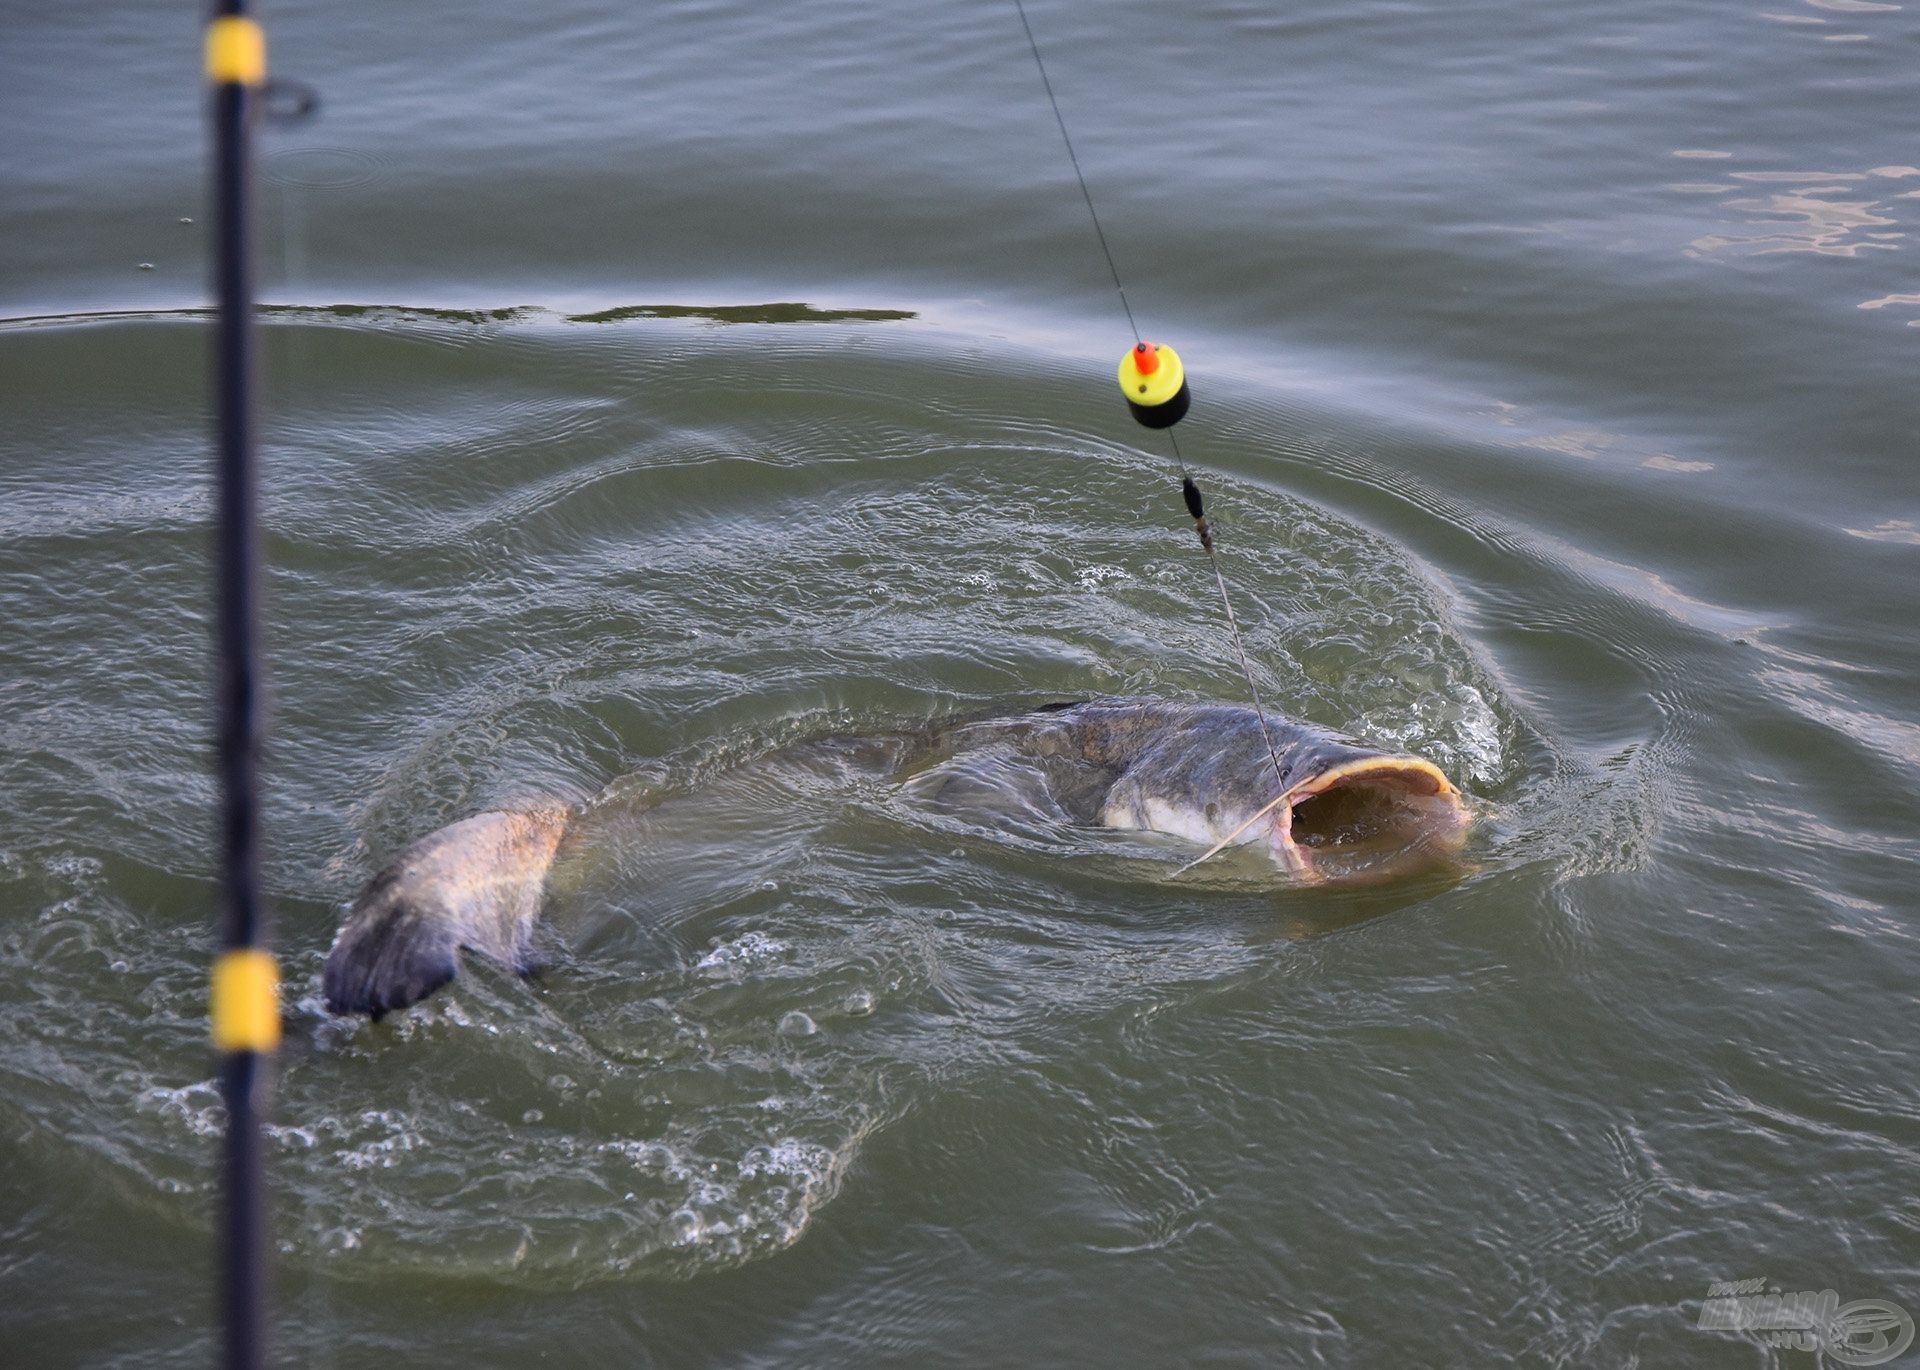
[323,807,571,1021]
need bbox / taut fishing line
[1010,0,1290,802]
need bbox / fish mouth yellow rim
[1292,755,1457,802]
[1176,753,1467,876]
[1271,756,1467,876]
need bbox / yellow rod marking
[210,948,281,1052]
[205,17,266,87]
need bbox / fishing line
[1010,0,1140,344]
[1011,0,1290,802]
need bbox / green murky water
[4,1,1918,1365]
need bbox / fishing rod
[205,3,276,1367]
[1010,0,1291,802]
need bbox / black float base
[1125,379,1191,429]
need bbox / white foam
[696,930,788,974]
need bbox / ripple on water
[0,319,1662,1290]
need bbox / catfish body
[323,699,1465,1020]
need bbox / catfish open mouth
[1270,757,1468,877]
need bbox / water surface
[3,0,1918,1365]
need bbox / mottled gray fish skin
[942,698,1465,872]
[323,808,570,1020]
[323,699,1464,1020]
[954,699,1386,821]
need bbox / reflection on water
[1683,166,1919,259]
[1485,409,1715,474]
[1858,291,1920,323]
[1843,518,1920,543]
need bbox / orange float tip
[1132,341,1160,375]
